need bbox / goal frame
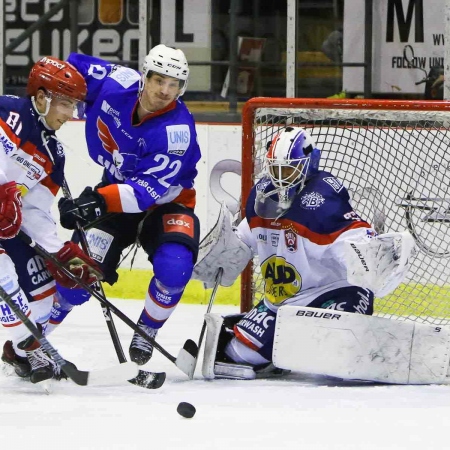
[240,97,450,313]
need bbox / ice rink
[1,299,450,450]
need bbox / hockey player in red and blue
[0,57,101,384]
[53,45,202,365]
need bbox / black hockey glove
[59,186,107,230]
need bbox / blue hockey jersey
[237,171,374,308]
[67,53,201,213]
[0,95,66,252]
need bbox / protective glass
[49,93,85,119]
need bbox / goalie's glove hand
[0,181,22,239]
[58,187,107,230]
[46,241,104,289]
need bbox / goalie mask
[140,44,189,98]
[255,127,321,219]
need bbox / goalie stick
[18,230,197,378]
[0,285,138,386]
[187,268,223,379]
[59,178,165,390]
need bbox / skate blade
[1,363,15,377]
[37,378,54,395]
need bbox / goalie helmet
[255,127,321,219]
[141,44,189,97]
[27,56,87,101]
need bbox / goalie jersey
[0,95,65,252]
[67,53,201,213]
[236,171,375,308]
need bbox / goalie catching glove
[58,186,107,230]
[344,230,416,297]
[45,241,104,289]
[0,181,22,239]
[192,202,253,288]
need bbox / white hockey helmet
[141,44,189,97]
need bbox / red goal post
[240,97,450,324]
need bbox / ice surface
[1,299,449,450]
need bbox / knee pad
[153,242,194,289]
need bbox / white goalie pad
[344,230,416,297]
[202,313,257,380]
[192,202,253,288]
[272,306,450,385]
[202,313,224,379]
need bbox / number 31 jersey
[67,53,201,213]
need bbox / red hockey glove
[0,181,22,239]
[46,241,104,289]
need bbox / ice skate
[129,319,158,365]
[1,340,31,378]
[22,346,58,393]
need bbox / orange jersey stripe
[40,176,60,196]
[172,188,196,209]
[21,141,53,174]
[142,308,167,324]
[97,184,123,212]
[32,286,57,301]
[249,216,371,245]
[234,325,260,351]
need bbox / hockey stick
[0,285,138,386]
[59,179,126,360]
[18,230,197,378]
[59,179,165,389]
[83,212,118,231]
[188,268,223,379]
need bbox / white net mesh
[242,99,450,326]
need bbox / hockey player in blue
[0,57,102,384]
[54,45,202,365]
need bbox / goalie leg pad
[202,313,253,379]
[202,313,226,379]
[272,306,450,384]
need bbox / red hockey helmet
[27,56,87,101]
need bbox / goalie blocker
[203,306,450,384]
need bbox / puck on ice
[177,402,196,418]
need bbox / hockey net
[240,97,450,326]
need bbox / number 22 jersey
[67,53,201,213]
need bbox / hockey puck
[177,402,196,418]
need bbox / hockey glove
[0,181,22,239]
[46,241,104,289]
[58,186,107,229]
